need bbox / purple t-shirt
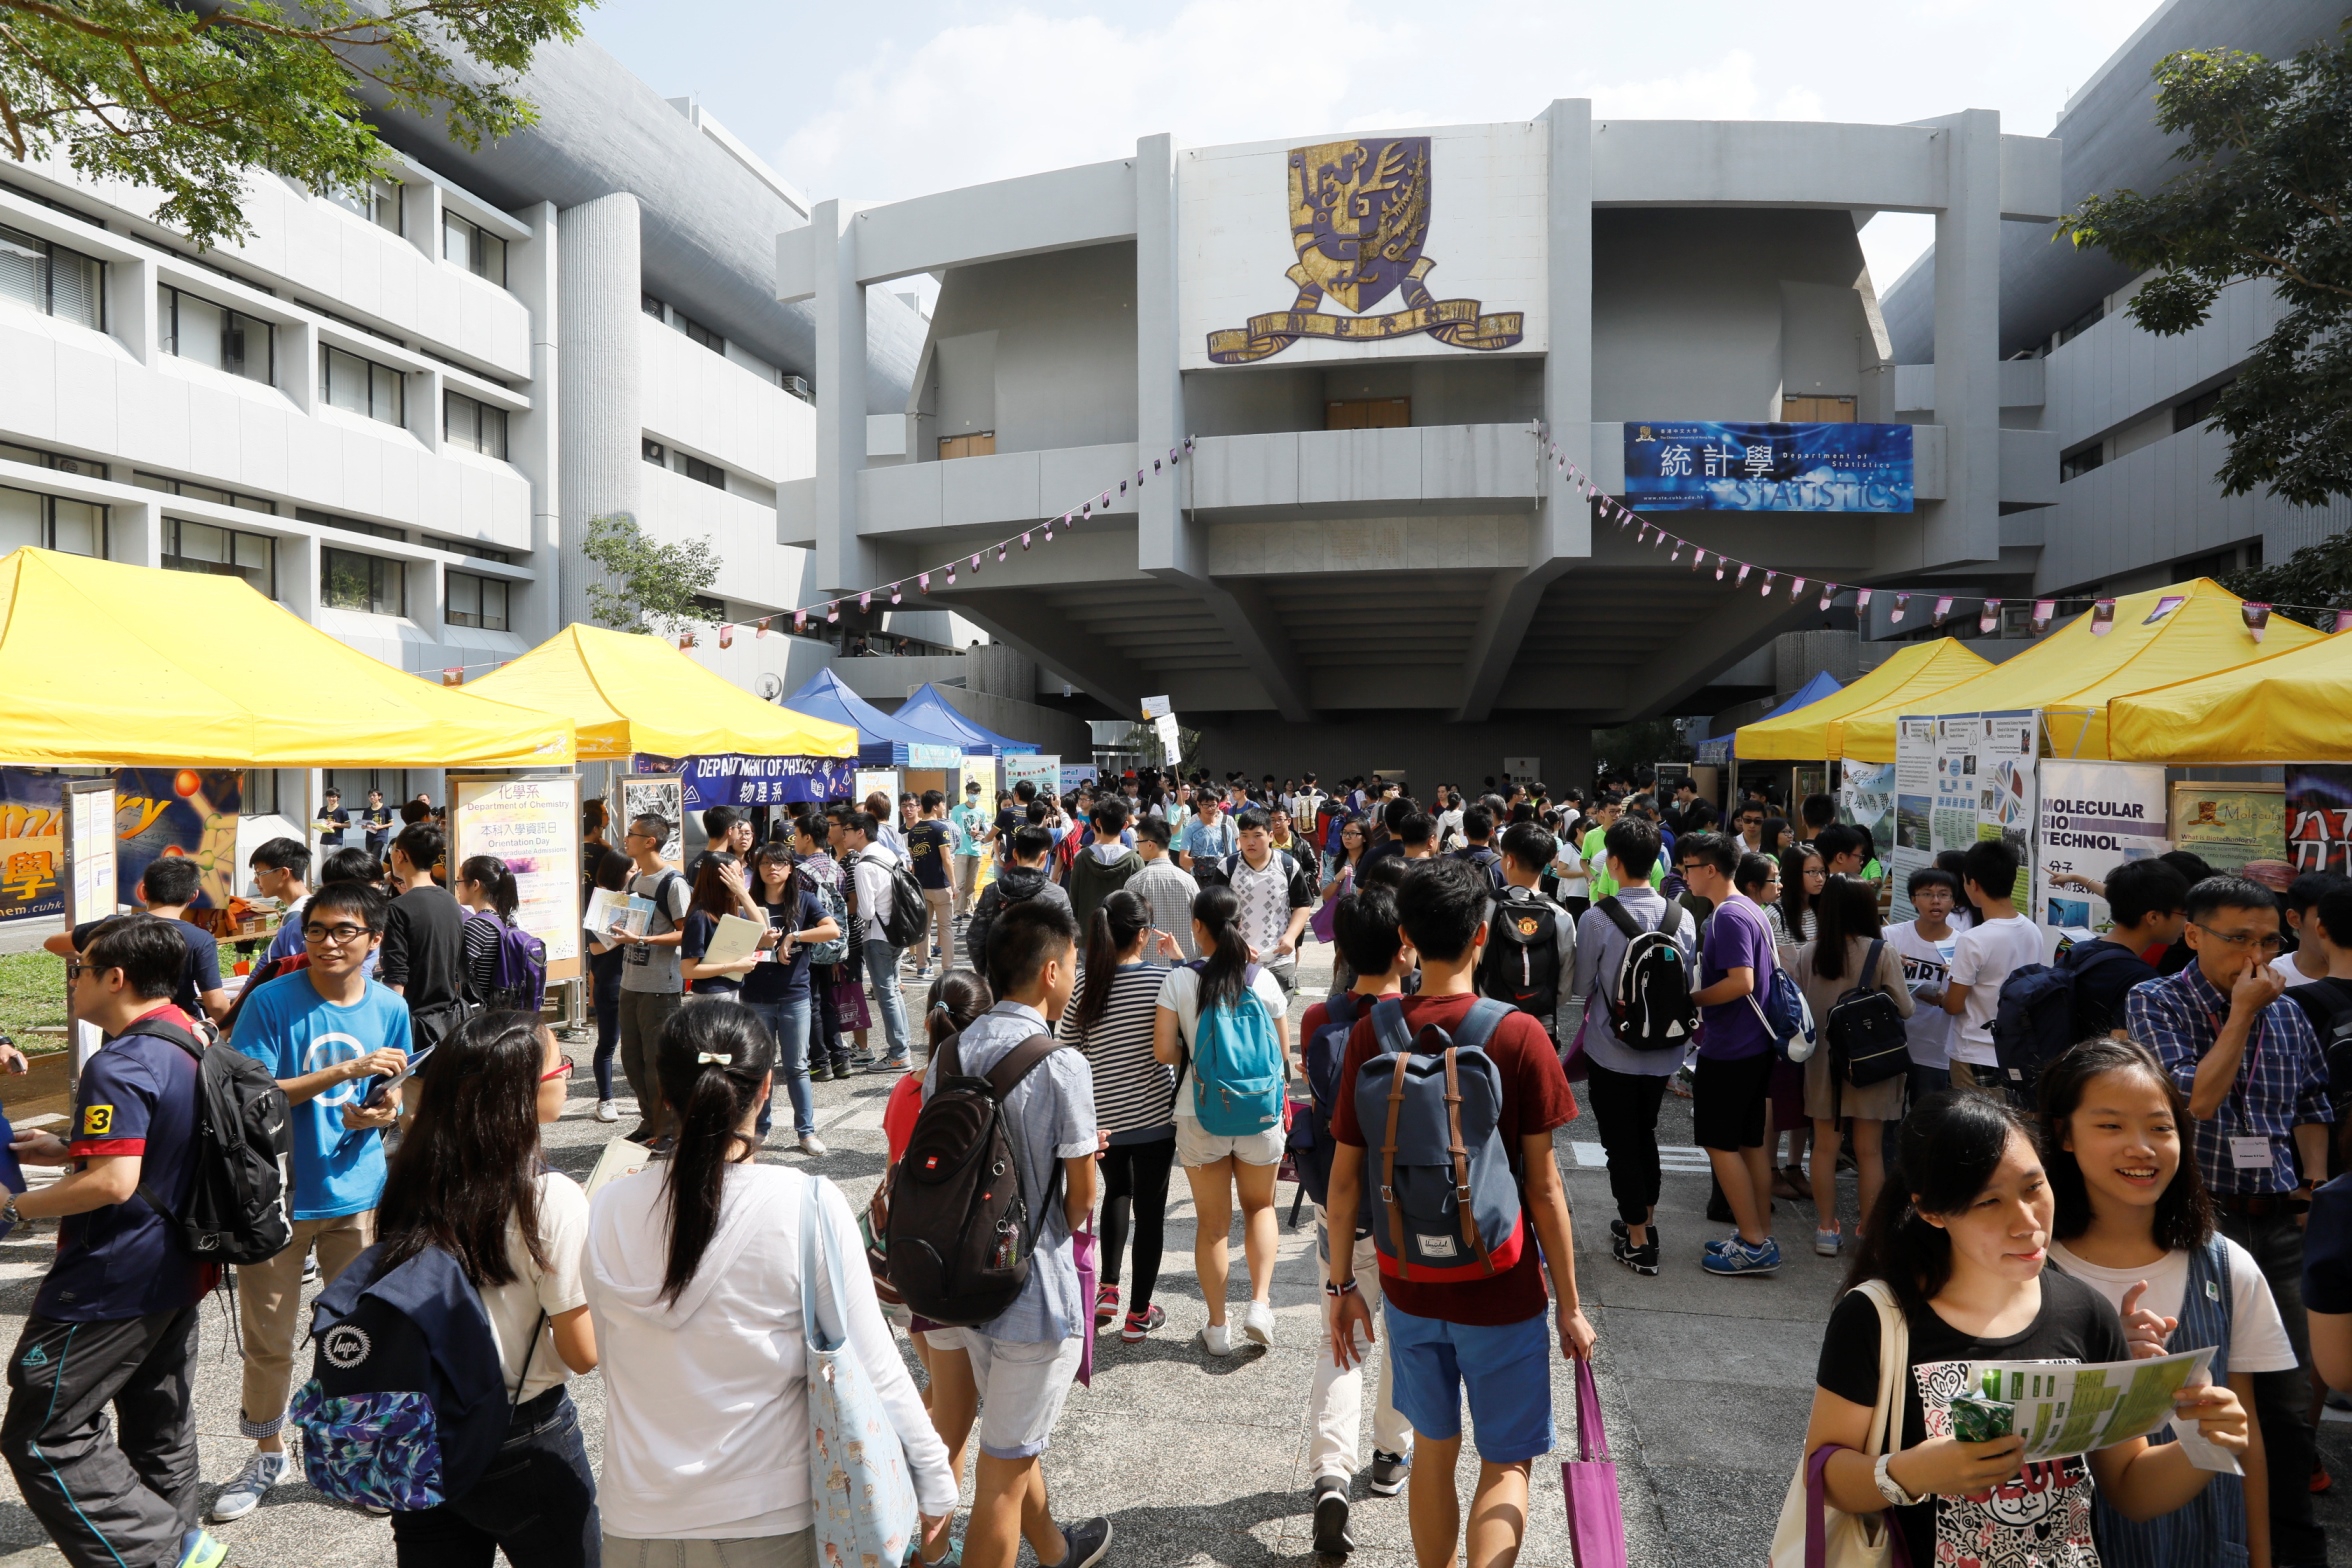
[1699,893,1775,1061]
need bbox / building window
[441,211,507,287]
[321,546,406,615]
[326,176,401,235]
[2055,302,2104,349]
[133,471,275,515]
[297,507,405,543]
[430,537,511,563]
[0,223,103,330]
[2,442,106,481]
[690,594,727,620]
[675,311,724,354]
[641,437,667,465]
[162,517,274,596]
[0,485,105,556]
[321,345,406,426]
[680,453,726,489]
[937,432,996,461]
[1781,395,1856,423]
[2174,381,2233,434]
[1325,400,1408,430]
[443,391,508,459]
[160,286,273,384]
[2060,444,2105,482]
[445,569,509,631]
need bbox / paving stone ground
[0,938,2346,1566]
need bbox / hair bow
[696,1051,734,1066]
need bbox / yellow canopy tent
[2108,625,2352,765]
[469,623,858,762]
[1833,578,2320,763]
[0,548,572,766]
[1736,638,1992,762]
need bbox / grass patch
[0,952,69,1049]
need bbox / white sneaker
[1242,1301,1275,1347]
[798,1134,828,1157]
[209,1448,288,1522]
[593,1100,620,1124]
[1201,1322,1232,1357]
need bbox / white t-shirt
[1552,839,1588,897]
[1947,913,2044,1066]
[1154,963,1291,1123]
[2048,1238,2297,1375]
[2273,951,2329,985]
[1886,921,1961,1070]
[482,1171,590,1403]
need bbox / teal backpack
[1186,960,1285,1136]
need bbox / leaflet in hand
[1964,1346,2221,1465]
[703,913,766,968]
[587,887,652,937]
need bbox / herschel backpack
[118,1012,292,1267]
[864,849,930,951]
[463,910,547,1013]
[1479,888,1567,1034]
[1356,997,1525,1282]
[1824,938,1911,1101]
[1594,897,1697,1051]
[883,1032,1066,1327]
[290,1245,532,1511]
[1185,960,1285,1136]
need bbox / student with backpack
[1057,891,1178,1342]
[1479,823,1576,1044]
[357,1012,602,1567]
[965,825,1075,984]
[845,810,926,1074]
[380,824,469,1045]
[587,1002,956,1565]
[1198,808,1316,998]
[0,916,235,1568]
[453,854,548,1013]
[1886,866,1963,1106]
[1296,886,1417,1555]
[742,842,841,1157]
[213,879,411,1524]
[1154,885,1295,1354]
[2040,1037,2290,1568]
[1795,877,1915,1258]
[609,813,694,1143]
[1572,817,1697,1278]
[1324,856,1592,1568]
[2069,858,2190,1041]
[1939,839,2043,1097]
[792,814,856,1082]
[1678,832,1786,1276]
[1453,806,1505,891]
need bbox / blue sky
[581,0,2165,290]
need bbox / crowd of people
[13,761,2352,1568]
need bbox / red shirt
[882,1072,925,1164]
[1330,991,1576,1326]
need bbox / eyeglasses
[540,1058,576,1083]
[303,923,374,946]
[2193,921,2285,953]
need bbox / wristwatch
[2,1197,23,1231]
[1874,1452,1922,1509]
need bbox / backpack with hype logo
[1480,887,1567,1035]
[119,1012,292,1267]
[290,1244,535,1511]
[797,865,849,965]
[463,910,547,1012]
[863,849,930,951]
[1824,938,1911,1100]
[1990,941,2144,1094]
[1185,960,1286,1136]
[1594,896,1696,1051]
[1288,991,1363,1207]
[1357,997,1524,1281]
[883,1032,1067,1327]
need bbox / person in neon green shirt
[1584,799,1663,899]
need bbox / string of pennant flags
[438,438,1203,683]
[1534,423,2352,647]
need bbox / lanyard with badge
[2203,1005,2275,1175]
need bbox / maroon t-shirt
[1330,991,1577,1326]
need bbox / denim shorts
[1381,1300,1555,1463]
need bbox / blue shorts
[1381,1300,1555,1462]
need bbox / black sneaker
[807,1063,834,1084]
[1612,1231,1660,1276]
[1312,1475,1353,1556]
[1365,1449,1409,1497]
[1049,1516,1113,1568]
[1607,1218,1663,1255]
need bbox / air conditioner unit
[782,374,813,402]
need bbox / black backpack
[1824,938,1911,1108]
[122,1014,292,1267]
[863,850,930,952]
[1594,897,1697,1051]
[1990,942,2143,1094]
[882,1031,1066,1327]
[1480,887,1567,1033]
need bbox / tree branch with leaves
[579,512,721,639]
[0,0,590,249]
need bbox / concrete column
[1134,133,1187,577]
[811,199,870,595]
[107,255,156,368]
[1540,99,1594,562]
[279,318,319,414]
[966,643,1036,700]
[511,201,562,642]
[556,192,643,632]
[1929,108,2003,570]
[107,496,162,569]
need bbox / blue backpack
[1186,960,1285,1136]
[1990,942,2143,1093]
[465,910,547,1013]
[1357,997,1524,1282]
[289,1244,533,1512]
[1288,990,1362,1207]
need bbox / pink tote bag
[1561,1360,1626,1568]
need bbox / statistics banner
[2035,761,2169,943]
[1623,421,1913,513]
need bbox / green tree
[2059,31,2352,508]
[579,513,720,637]
[2221,531,2352,628]
[1592,718,1692,782]
[0,0,589,250]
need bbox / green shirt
[950,800,989,857]
[1583,824,1663,900]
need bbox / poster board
[2171,782,2288,892]
[2034,761,2169,949]
[1905,708,2036,913]
[1840,761,1896,875]
[1889,717,1936,924]
[1003,756,1061,798]
[0,768,66,922]
[618,774,684,869]
[63,779,116,1081]
[853,769,901,812]
[113,768,239,912]
[453,773,583,979]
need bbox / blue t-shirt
[72,915,222,1016]
[741,889,829,1005]
[680,910,743,996]
[228,972,410,1220]
[1699,894,1775,1061]
[37,1007,211,1322]
[1183,818,1237,862]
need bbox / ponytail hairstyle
[652,1001,776,1306]
[1845,1089,2034,1313]
[374,1010,549,1288]
[457,854,520,923]
[1073,890,1151,1035]
[2037,1036,2212,1251]
[1190,884,1250,1014]
[925,968,993,1053]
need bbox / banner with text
[1889,718,1937,924]
[112,768,241,913]
[2034,760,2169,945]
[1002,756,1062,799]
[675,754,858,810]
[1624,421,1914,513]
[454,775,581,970]
[2286,766,2352,876]
[2172,782,2288,892]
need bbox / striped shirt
[1057,962,1176,1144]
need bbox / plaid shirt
[2128,961,2333,1195]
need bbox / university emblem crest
[1206,137,1524,364]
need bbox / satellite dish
[757,674,784,702]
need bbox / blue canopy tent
[784,668,973,767]
[898,683,1040,756]
[1693,669,1842,767]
